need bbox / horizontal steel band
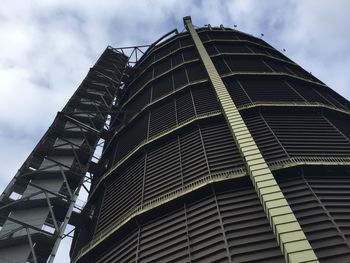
[72,151,350,262]
[221,71,328,87]
[89,111,222,200]
[114,88,350,145]
[209,51,299,67]
[124,30,288,84]
[72,149,350,263]
[73,167,247,262]
[124,51,302,108]
[269,156,350,170]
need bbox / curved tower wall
[72,23,350,263]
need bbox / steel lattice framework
[0,47,128,262]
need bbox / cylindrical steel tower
[71,17,350,263]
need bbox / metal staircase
[0,47,128,263]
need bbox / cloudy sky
[0,0,349,261]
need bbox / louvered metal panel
[328,113,350,139]
[115,113,148,160]
[186,196,228,262]
[93,117,245,238]
[109,81,222,167]
[222,74,350,110]
[138,209,188,262]
[123,88,151,123]
[192,84,220,114]
[263,113,350,156]
[248,44,272,56]
[171,50,184,67]
[183,46,199,61]
[287,80,332,104]
[176,89,196,124]
[95,230,138,263]
[180,36,193,47]
[317,89,348,110]
[128,69,153,99]
[277,171,350,263]
[153,57,171,76]
[200,121,244,172]
[240,79,304,102]
[144,138,181,202]
[212,56,231,75]
[149,99,176,137]
[225,56,273,72]
[180,127,210,185]
[217,186,285,262]
[85,179,284,263]
[224,79,252,106]
[151,74,173,100]
[173,65,189,89]
[95,154,144,235]
[215,42,252,53]
[266,60,318,83]
[186,61,208,82]
[203,42,219,55]
[244,113,289,161]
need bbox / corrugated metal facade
[71,25,350,263]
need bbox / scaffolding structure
[0,47,127,263]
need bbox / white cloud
[0,133,36,188]
[0,0,349,262]
[278,0,350,97]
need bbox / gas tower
[1,17,350,263]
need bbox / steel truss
[0,47,128,263]
[109,29,178,67]
[110,45,150,67]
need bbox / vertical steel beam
[183,16,318,263]
[48,190,79,263]
[211,186,232,263]
[26,228,38,263]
